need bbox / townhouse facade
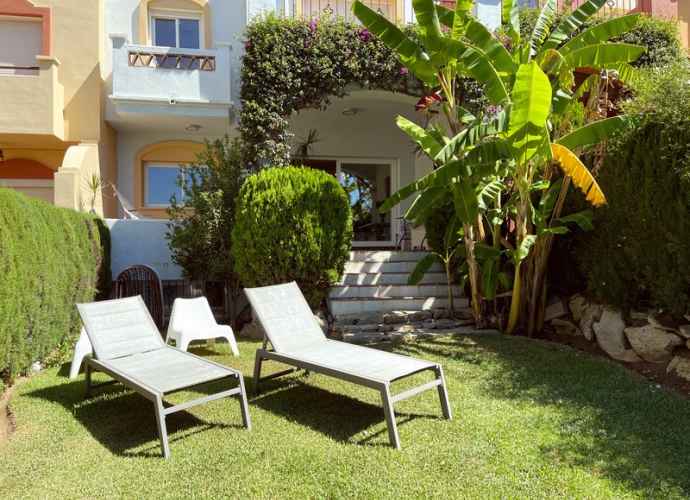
[1,0,687,234]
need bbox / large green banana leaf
[563,43,647,72]
[530,0,558,56]
[453,179,479,224]
[556,115,642,150]
[540,0,610,53]
[506,62,552,164]
[396,116,447,160]
[558,14,641,56]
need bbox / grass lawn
[1,333,689,499]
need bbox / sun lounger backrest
[77,296,166,361]
[245,282,327,353]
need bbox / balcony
[295,0,399,21]
[107,35,234,133]
[0,56,64,140]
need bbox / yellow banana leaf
[551,143,606,207]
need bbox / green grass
[2,334,690,499]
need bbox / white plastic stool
[69,326,93,379]
[165,297,239,355]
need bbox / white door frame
[314,156,401,248]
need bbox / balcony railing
[109,36,232,105]
[437,0,642,17]
[295,0,397,21]
[568,0,639,17]
[128,50,216,71]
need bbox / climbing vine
[238,13,426,169]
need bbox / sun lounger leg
[252,351,264,394]
[435,365,452,420]
[381,385,401,449]
[154,396,170,459]
[237,374,252,430]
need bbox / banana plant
[353,0,645,333]
[407,213,464,316]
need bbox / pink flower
[401,67,409,74]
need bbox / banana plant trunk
[463,223,483,327]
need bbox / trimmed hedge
[0,188,110,385]
[573,120,690,317]
[231,166,353,308]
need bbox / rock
[314,310,329,335]
[379,324,394,332]
[544,300,569,321]
[359,324,379,332]
[647,316,677,332]
[625,325,683,363]
[667,357,690,382]
[383,311,408,324]
[433,307,452,320]
[570,295,604,338]
[550,318,581,336]
[629,310,650,320]
[454,307,475,320]
[343,332,383,344]
[409,310,433,322]
[678,325,690,339]
[593,307,641,362]
[355,312,384,325]
[569,295,587,323]
[240,318,265,340]
[434,319,456,330]
[334,314,357,326]
[581,317,596,341]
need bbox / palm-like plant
[353,0,645,334]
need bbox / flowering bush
[239,14,423,169]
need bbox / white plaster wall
[107,218,183,279]
[476,0,502,31]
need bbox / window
[144,163,193,207]
[0,17,42,75]
[150,11,201,49]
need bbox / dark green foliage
[0,189,109,384]
[232,166,353,307]
[573,121,690,317]
[508,7,683,68]
[166,135,248,287]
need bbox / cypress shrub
[0,188,110,384]
[573,120,690,317]
[232,166,353,307]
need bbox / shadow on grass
[390,334,690,496]
[248,374,435,448]
[25,374,245,458]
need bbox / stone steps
[328,250,468,316]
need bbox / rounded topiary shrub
[232,166,353,307]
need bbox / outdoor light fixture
[342,108,357,116]
[185,124,201,131]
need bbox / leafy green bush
[231,166,353,307]
[573,120,690,317]
[0,189,110,383]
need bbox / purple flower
[310,20,317,29]
[401,67,409,74]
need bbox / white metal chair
[165,296,239,355]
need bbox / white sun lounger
[76,296,251,458]
[245,281,452,449]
